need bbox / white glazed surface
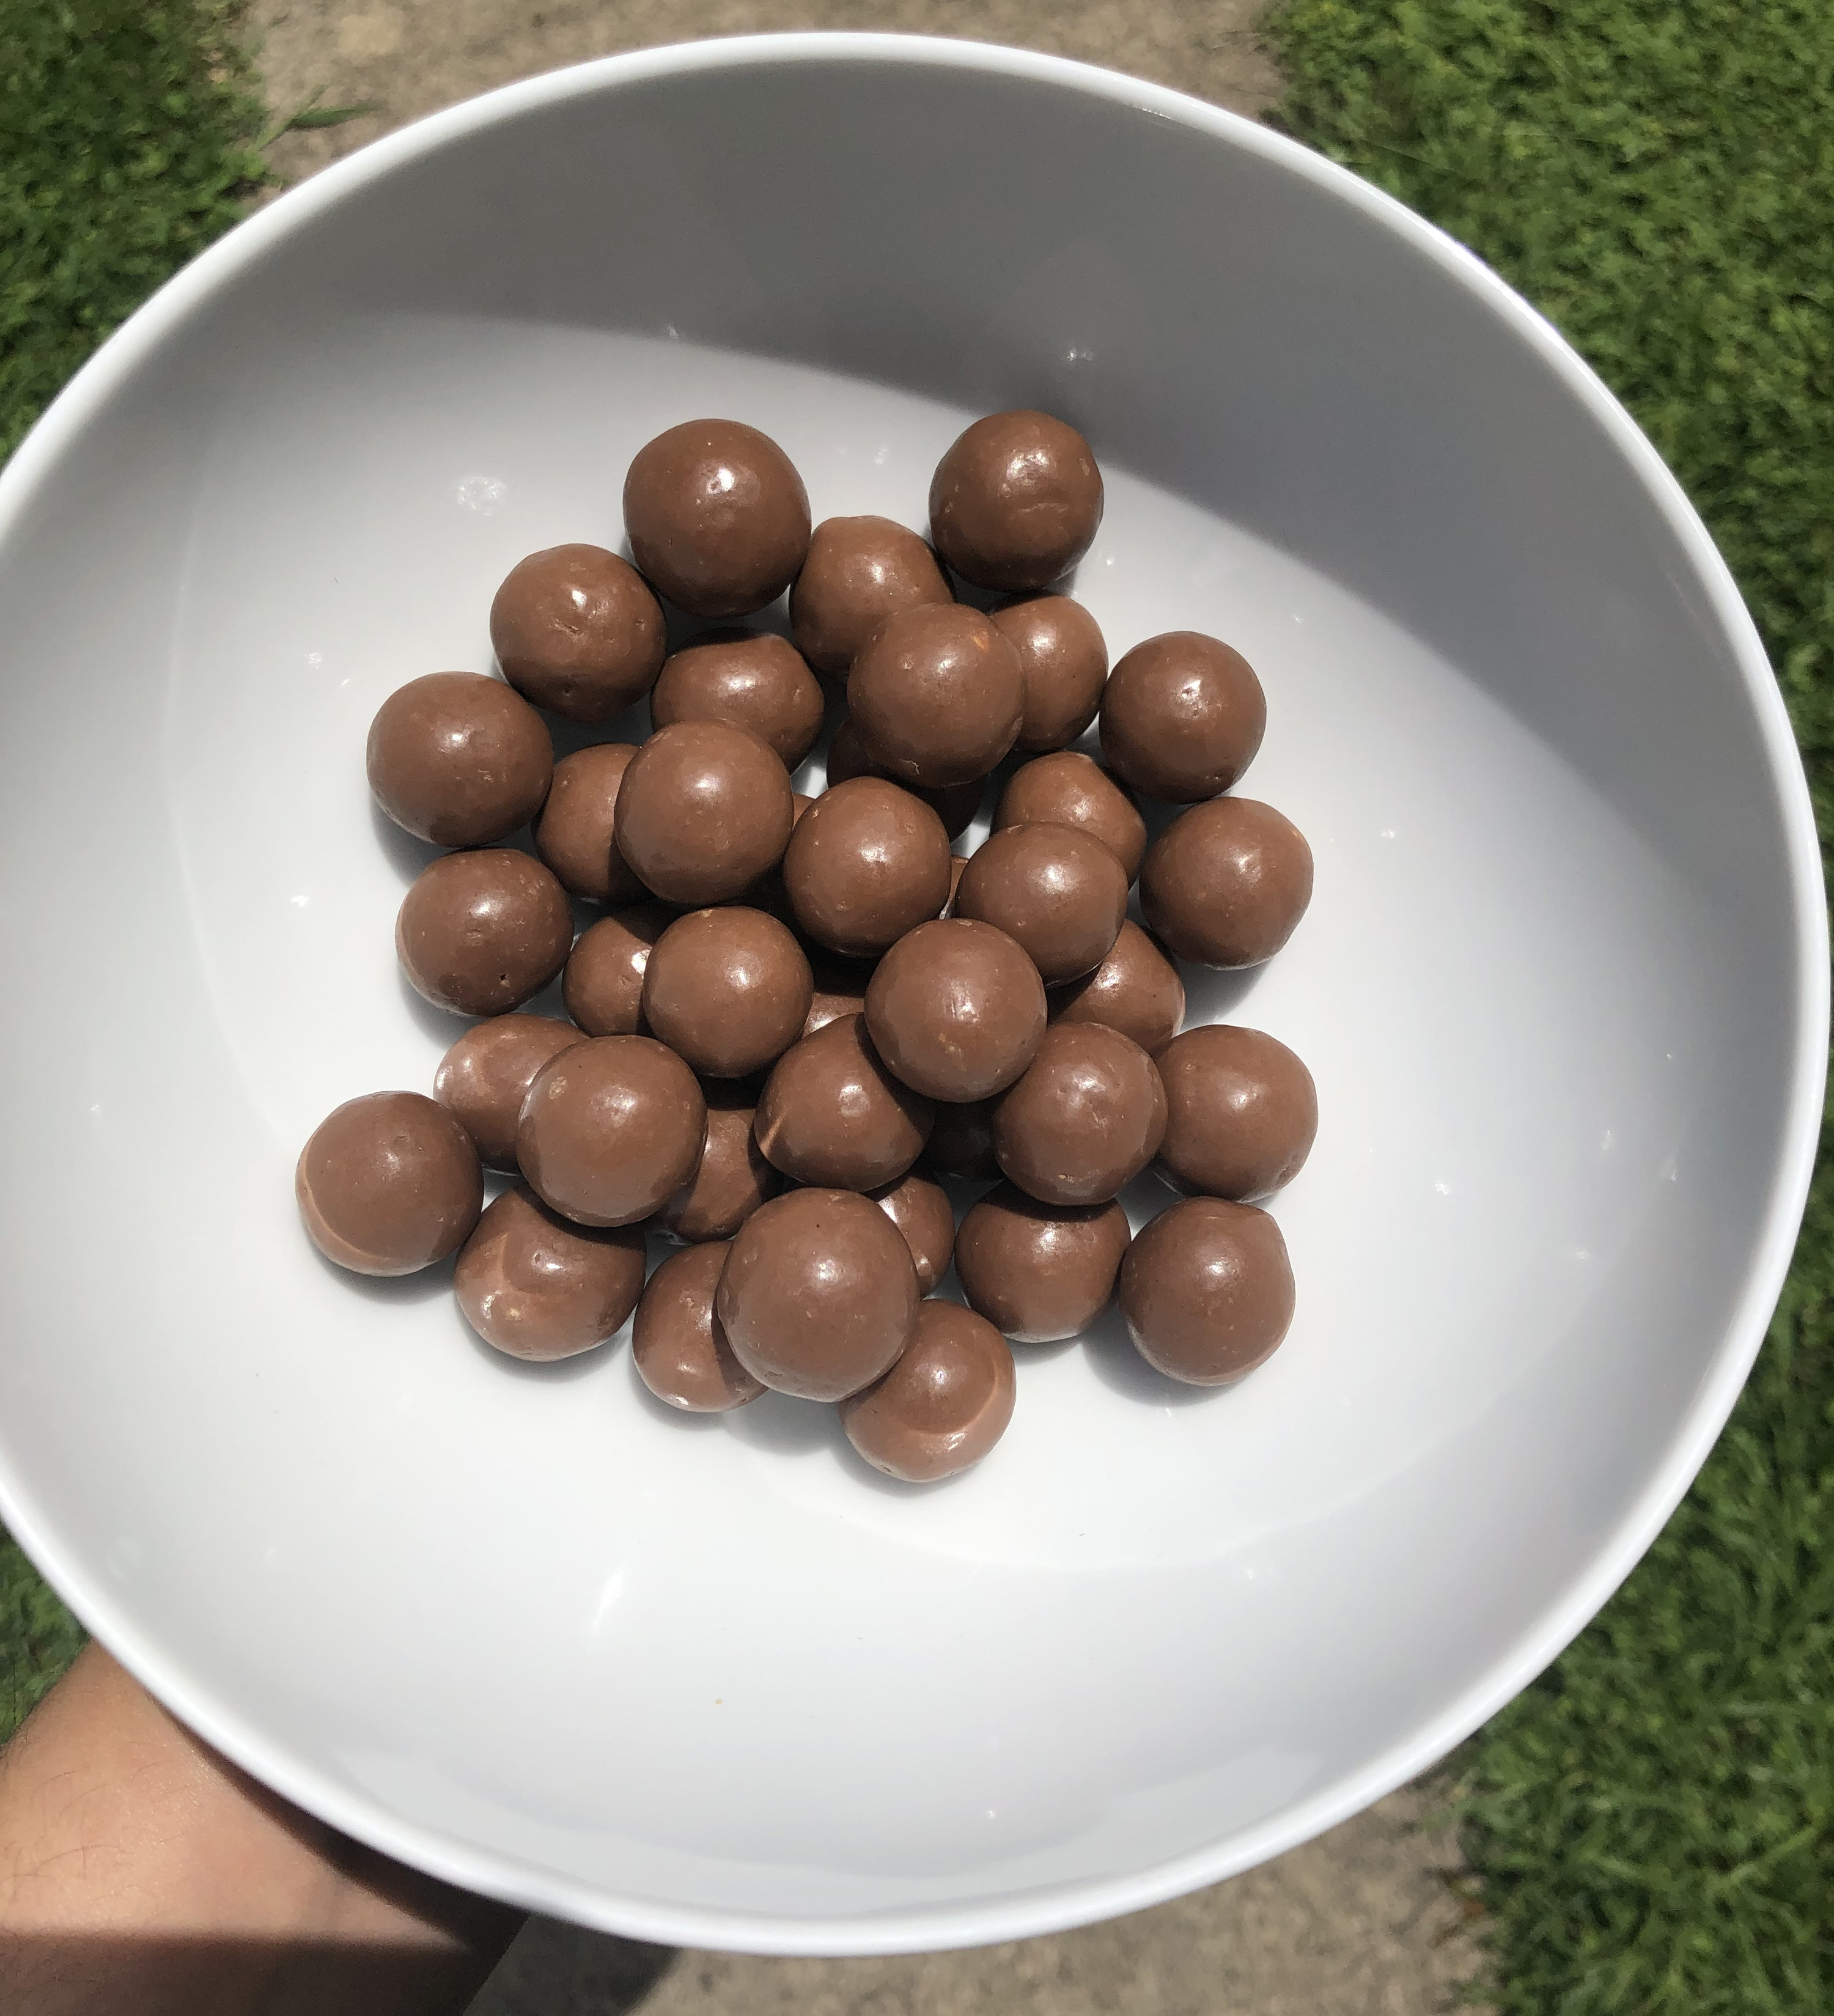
[0,36,1822,1955]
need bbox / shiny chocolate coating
[1155,1025,1317,1200]
[869,1171,956,1293]
[864,918,1045,1102]
[296,1091,482,1276]
[613,718,794,906]
[632,1241,765,1411]
[992,595,1109,752]
[825,716,984,840]
[1100,631,1267,802]
[995,751,1146,881]
[1119,1196,1295,1385]
[849,604,1025,788]
[396,849,573,1017]
[783,776,951,957]
[657,1087,779,1241]
[754,1013,933,1190]
[1140,796,1313,967]
[840,1300,1015,1482]
[562,902,672,1037]
[994,1023,1167,1205]
[455,1185,646,1361]
[716,1187,919,1400]
[790,515,952,677]
[1049,921,1185,1056]
[954,822,1129,985]
[433,1013,582,1171]
[534,743,644,905]
[623,419,811,618]
[367,672,553,847]
[641,906,812,1078]
[956,1183,1130,1342]
[921,1098,1000,1182]
[517,1034,705,1227]
[929,410,1103,592]
[803,949,877,1037]
[489,545,666,723]
[650,630,825,770]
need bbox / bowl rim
[0,28,1825,1958]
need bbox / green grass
[1268,2,1834,2009]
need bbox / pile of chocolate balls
[296,410,1315,1484]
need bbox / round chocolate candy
[954,822,1129,986]
[656,1087,779,1242]
[783,776,951,957]
[869,1171,956,1293]
[1119,1196,1295,1385]
[396,850,573,1017]
[825,716,984,841]
[1140,796,1313,967]
[562,902,672,1037]
[754,1013,933,1191]
[632,1242,765,1411]
[994,1023,1167,1205]
[992,595,1108,752]
[455,1186,646,1361]
[1155,1025,1317,1201]
[623,419,811,618]
[864,918,1045,1102]
[1049,920,1185,1056]
[803,948,877,1037]
[955,1183,1131,1343]
[433,1013,583,1171]
[517,1035,706,1227]
[366,672,553,847]
[650,630,825,770]
[716,1187,919,1400]
[613,719,794,906]
[929,410,1103,592]
[790,515,952,678]
[489,545,666,723]
[995,751,1146,882]
[296,1091,482,1276]
[849,605,1025,788]
[640,906,812,1078]
[840,1301,1015,1482]
[922,1098,1001,1182]
[1100,631,1266,803]
[533,743,645,905]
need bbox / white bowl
[0,32,1822,1956]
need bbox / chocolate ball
[790,515,952,677]
[1140,796,1313,967]
[840,1301,1015,1482]
[922,1098,1001,1182]
[994,1023,1167,1205]
[803,948,877,1037]
[849,605,1025,788]
[366,672,553,847]
[956,1183,1131,1343]
[562,901,672,1037]
[1100,631,1267,803]
[995,751,1146,881]
[954,822,1129,985]
[992,595,1108,752]
[929,410,1103,592]
[455,1186,646,1361]
[656,1087,779,1242]
[517,1035,706,1227]
[632,1242,765,1411]
[754,1013,933,1190]
[783,776,951,957]
[1049,921,1185,1056]
[1119,1196,1295,1385]
[864,918,1045,1102]
[396,850,573,1017]
[650,630,825,770]
[641,906,812,1078]
[433,1013,582,1171]
[623,419,811,618]
[825,716,984,840]
[296,1091,482,1276]
[534,743,645,905]
[613,719,794,906]
[716,1187,919,1400]
[869,1171,956,1293]
[489,545,666,723]
[1155,1025,1318,1201]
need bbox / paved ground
[245,4,1488,2009]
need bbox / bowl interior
[0,40,1817,1952]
